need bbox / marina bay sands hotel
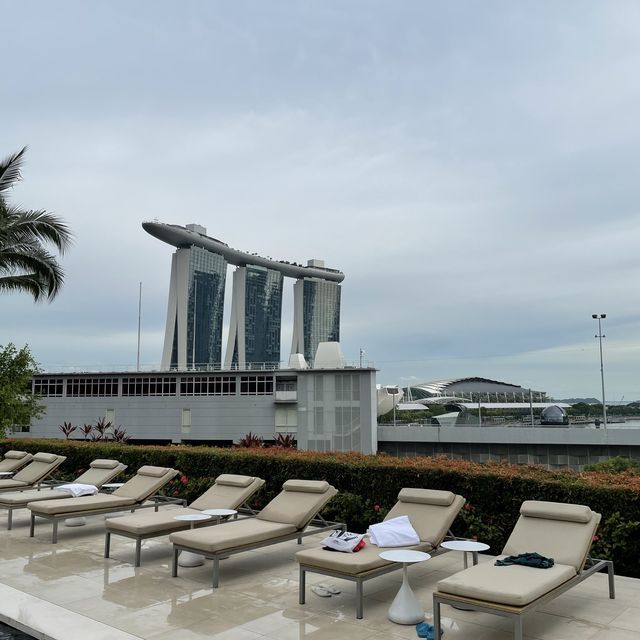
[143,222,344,370]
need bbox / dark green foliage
[0,343,44,437]
[2,439,640,577]
[584,457,640,473]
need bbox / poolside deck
[1,508,639,640]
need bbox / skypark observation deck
[142,222,345,282]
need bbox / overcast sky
[3,1,640,399]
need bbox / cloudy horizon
[3,1,640,400]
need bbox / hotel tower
[143,222,344,370]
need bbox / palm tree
[0,147,72,302]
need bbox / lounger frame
[298,529,457,619]
[172,515,346,588]
[432,556,615,640]
[30,494,186,544]
[4,481,64,531]
[104,504,257,567]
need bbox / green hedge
[3,439,640,577]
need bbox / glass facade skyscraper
[298,279,341,364]
[167,246,227,369]
[228,265,283,367]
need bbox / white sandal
[311,585,332,597]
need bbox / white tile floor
[0,508,637,640]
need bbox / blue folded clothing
[495,552,554,569]
[416,622,443,639]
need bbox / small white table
[102,483,124,492]
[379,549,431,624]
[175,513,212,567]
[440,540,489,569]
[201,508,237,522]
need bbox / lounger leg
[299,566,306,605]
[433,598,442,640]
[172,547,179,577]
[7,508,12,531]
[135,539,141,567]
[356,579,364,619]
[52,521,58,544]
[514,616,524,640]
[104,532,111,558]
[30,514,35,537]
[607,561,616,599]
[212,557,220,588]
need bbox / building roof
[143,221,345,282]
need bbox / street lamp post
[592,314,607,428]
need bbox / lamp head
[592,314,597,319]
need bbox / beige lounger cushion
[398,488,455,506]
[106,507,204,535]
[32,453,59,464]
[437,555,577,606]
[283,480,330,493]
[73,460,126,487]
[0,488,71,506]
[296,540,433,575]
[215,474,256,488]
[519,500,593,523]
[137,465,171,477]
[113,467,178,501]
[28,494,136,515]
[12,454,66,485]
[503,504,599,571]
[0,459,125,507]
[385,490,466,546]
[0,479,29,490]
[4,451,30,460]
[189,476,264,511]
[170,518,296,553]
[257,481,336,528]
[89,459,121,470]
[0,451,33,473]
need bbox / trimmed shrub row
[3,439,640,577]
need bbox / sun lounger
[0,452,67,493]
[432,500,616,640]
[28,465,181,543]
[0,450,33,474]
[0,459,127,530]
[104,473,266,566]
[296,488,465,618]
[170,479,343,587]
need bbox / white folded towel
[368,515,420,547]
[57,483,99,497]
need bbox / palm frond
[0,208,73,253]
[0,274,48,302]
[0,147,27,194]
[0,244,65,301]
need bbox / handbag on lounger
[321,529,366,552]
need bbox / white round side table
[201,508,237,523]
[440,540,489,568]
[102,483,125,493]
[379,549,431,624]
[174,513,212,567]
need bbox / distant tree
[0,147,73,302]
[0,343,44,436]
